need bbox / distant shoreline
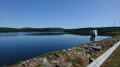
[1,27,120,36]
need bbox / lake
[0,32,110,67]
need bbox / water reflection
[0,33,19,37]
[90,36,97,41]
[0,32,65,37]
[26,32,65,36]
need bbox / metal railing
[87,41,120,67]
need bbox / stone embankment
[6,36,120,67]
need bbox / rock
[51,60,60,63]
[54,53,59,57]
[61,58,64,62]
[26,60,29,63]
[89,58,94,64]
[22,61,27,66]
[42,58,51,67]
[86,54,91,57]
[73,47,77,49]
[35,58,43,63]
[55,64,62,67]
[68,49,71,51]
[63,50,66,52]
[29,61,37,67]
[67,62,72,67]
[92,46,102,51]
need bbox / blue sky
[0,0,120,29]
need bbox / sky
[0,0,120,29]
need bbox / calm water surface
[0,32,110,67]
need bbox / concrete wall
[90,30,97,36]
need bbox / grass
[15,61,22,64]
[101,46,120,67]
[37,64,41,67]
[91,56,96,59]
[36,54,45,59]
[89,35,120,67]
[91,37,118,59]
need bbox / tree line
[0,27,120,36]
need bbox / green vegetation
[15,61,22,64]
[36,54,45,59]
[84,35,120,67]
[91,37,118,59]
[37,64,41,67]
[100,36,120,67]
[0,27,65,32]
[65,27,120,36]
[1,27,120,36]
[101,46,120,67]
